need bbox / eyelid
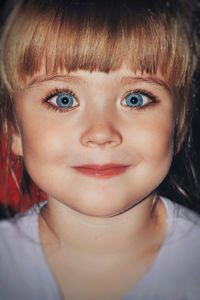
[122,89,158,102]
[42,88,78,102]
[41,88,79,112]
[121,89,159,110]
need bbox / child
[0,0,200,299]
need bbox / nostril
[80,123,123,147]
[86,139,118,147]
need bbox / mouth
[72,164,130,179]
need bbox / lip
[72,164,130,179]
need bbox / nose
[80,118,122,148]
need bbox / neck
[39,194,166,256]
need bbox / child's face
[13,65,175,217]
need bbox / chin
[68,197,134,218]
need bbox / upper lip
[72,164,130,170]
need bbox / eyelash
[123,89,159,111]
[41,87,159,112]
[41,88,79,113]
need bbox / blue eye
[55,93,76,108]
[122,92,152,108]
[47,92,79,110]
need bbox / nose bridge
[80,107,122,148]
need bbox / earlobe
[11,132,23,156]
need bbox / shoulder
[127,198,200,300]
[0,205,39,233]
[0,206,40,262]
[160,197,200,258]
[0,202,46,242]
[156,198,200,284]
[0,205,60,300]
[161,197,200,238]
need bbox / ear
[4,120,23,157]
[11,131,23,156]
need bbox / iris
[56,93,75,108]
[124,93,144,107]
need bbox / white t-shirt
[0,197,200,300]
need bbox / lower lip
[73,166,129,179]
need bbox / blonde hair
[1,1,198,87]
[0,0,199,210]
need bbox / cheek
[142,124,173,159]
[128,115,175,167]
[19,119,72,163]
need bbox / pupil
[130,96,138,104]
[61,97,70,104]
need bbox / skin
[12,65,175,299]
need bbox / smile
[72,164,130,179]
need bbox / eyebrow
[120,76,172,94]
[27,74,84,87]
[27,74,172,94]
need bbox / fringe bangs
[0,0,194,93]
